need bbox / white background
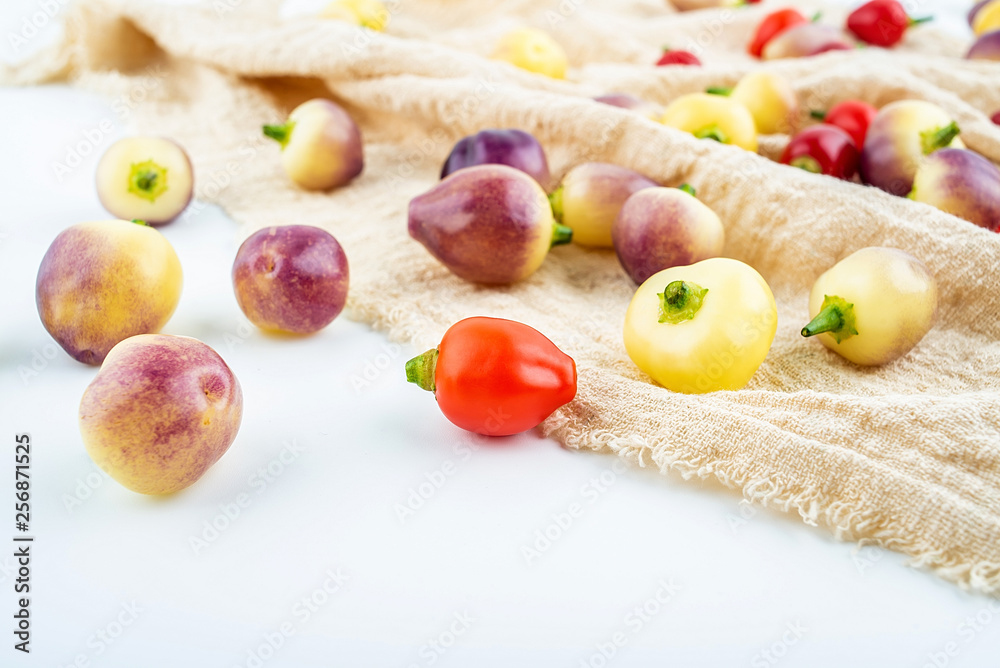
[2,1,999,667]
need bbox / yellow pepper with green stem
[801,247,938,365]
[623,258,777,393]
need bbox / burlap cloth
[5,0,1000,595]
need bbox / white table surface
[2,1,999,667]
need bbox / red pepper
[656,48,701,66]
[781,125,859,180]
[846,0,932,48]
[811,100,878,149]
[405,317,577,436]
[748,8,808,58]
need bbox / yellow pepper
[973,0,1000,35]
[492,28,568,79]
[724,71,799,136]
[801,247,937,366]
[623,258,777,393]
[321,0,390,31]
[660,93,759,152]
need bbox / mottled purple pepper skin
[593,93,645,109]
[78,334,243,495]
[860,102,961,197]
[861,122,912,196]
[232,225,350,334]
[912,148,1000,232]
[409,164,553,284]
[440,129,551,189]
[612,188,725,284]
[967,30,1000,61]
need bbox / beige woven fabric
[7,0,1000,594]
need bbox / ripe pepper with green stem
[406,317,577,436]
[623,258,777,393]
[801,247,937,365]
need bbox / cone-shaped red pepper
[405,317,577,436]
[656,47,701,66]
[810,100,878,149]
[748,8,808,58]
[846,0,932,48]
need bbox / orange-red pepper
[405,317,577,436]
[748,8,807,58]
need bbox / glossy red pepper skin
[781,125,859,180]
[656,49,701,66]
[406,317,577,436]
[815,100,879,149]
[846,0,930,48]
[748,8,807,58]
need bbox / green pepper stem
[809,109,827,121]
[405,349,438,392]
[810,11,822,22]
[548,185,565,224]
[678,183,697,197]
[909,16,933,26]
[658,280,709,324]
[801,295,859,343]
[551,223,573,247]
[127,160,169,203]
[135,170,157,191]
[706,86,733,97]
[694,125,730,144]
[920,121,960,155]
[130,219,148,226]
[790,155,822,174]
[263,121,295,148]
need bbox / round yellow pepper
[493,28,568,79]
[801,247,937,366]
[321,0,390,31]
[623,258,778,393]
[660,93,759,152]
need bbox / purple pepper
[967,29,1000,61]
[859,100,962,197]
[612,185,725,284]
[440,129,551,189]
[410,165,571,284]
[911,148,1000,233]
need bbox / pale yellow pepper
[493,28,568,79]
[728,71,799,136]
[660,93,759,152]
[801,247,937,366]
[623,258,778,393]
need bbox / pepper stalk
[801,295,858,343]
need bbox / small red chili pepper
[781,125,859,180]
[656,48,701,66]
[846,0,932,48]
[405,317,577,436]
[811,99,879,149]
[748,8,808,58]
